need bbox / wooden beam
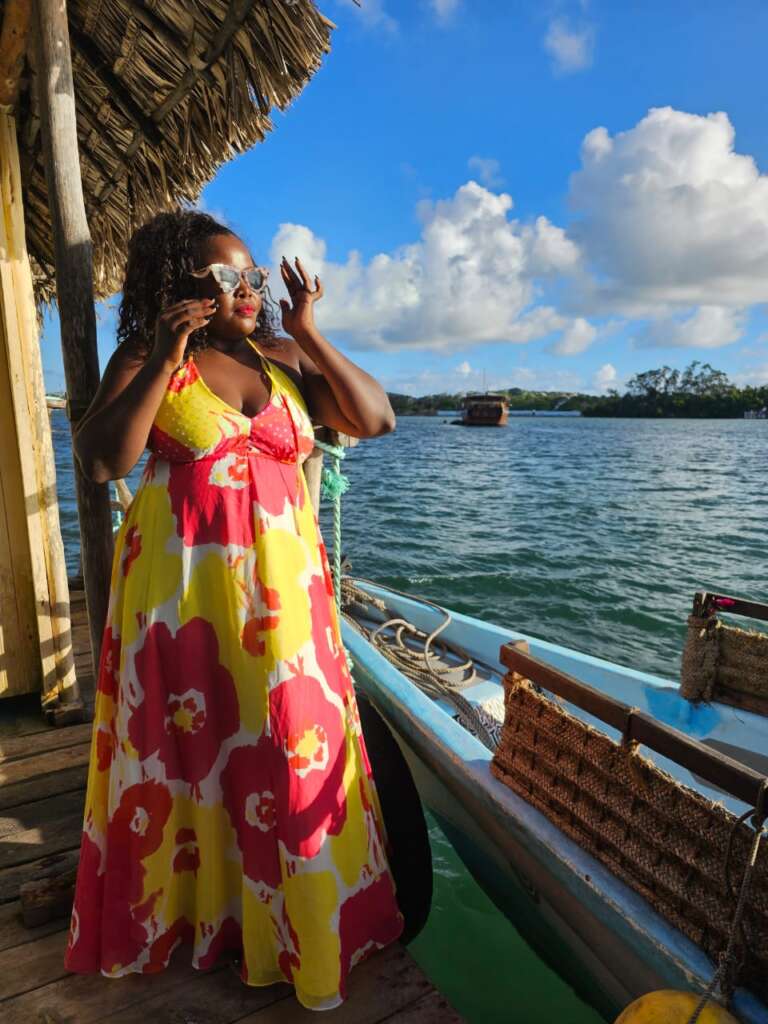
[0,0,30,110]
[31,0,114,683]
[0,107,80,710]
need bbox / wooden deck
[0,592,462,1023]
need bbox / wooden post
[304,427,329,518]
[32,0,113,682]
[0,0,80,714]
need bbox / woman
[65,210,403,1010]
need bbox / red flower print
[242,614,280,658]
[173,827,201,875]
[307,573,354,701]
[241,577,281,656]
[339,875,402,980]
[220,740,281,889]
[121,525,142,576]
[167,454,255,547]
[95,727,115,771]
[129,618,240,788]
[96,626,121,699]
[269,664,348,858]
[197,916,243,970]
[275,902,301,983]
[145,916,195,973]
[66,780,174,973]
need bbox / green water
[52,412,767,1022]
[409,814,604,1023]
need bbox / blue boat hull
[343,583,768,1024]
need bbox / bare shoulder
[74,338,148,434]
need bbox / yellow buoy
[614,991,741,1024]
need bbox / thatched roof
[15,0,334,302]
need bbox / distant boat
[453,393,509,426]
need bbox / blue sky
[41,0,768,396]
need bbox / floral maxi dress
[64,342,404,1010]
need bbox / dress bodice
[148,341,316,466]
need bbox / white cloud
[429,0,460,21]
[569,108,768,314]
[732,363,768,387]
[468,156,504,189]
[456,360,472,376]
[543,17,595,75]
[268,107,768,361]
[633,306,746,349]
[270,181,585,352]
[592,363,618,392]
[550,318,597,355]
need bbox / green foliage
[588,362,767,418]
[387,362,768,419]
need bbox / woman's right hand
[152,298,217,371]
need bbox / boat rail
[500,643,768,812]
[693,590,768,623]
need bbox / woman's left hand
[279,256,324,340]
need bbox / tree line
[387,362,768,418]
[580,362,767,418]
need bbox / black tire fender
[355,687,433,944]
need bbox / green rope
[314,438,353,669]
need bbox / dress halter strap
[246,337,274,380]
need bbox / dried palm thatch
[12,0,334,303]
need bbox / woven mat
[681,615,768,707]
[490,672,768,1002]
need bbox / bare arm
[295,335,395,438]
[74,347,176,482]
[279,257,396,438]
[74,297,216,482]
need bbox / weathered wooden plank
[0,741,90,787]
[0,699,50,739]
[96,965,290,1023]
[0,899,67,952]
[0,108,78,706]
[236,946,434,1023]
[0,840,82,903]
[0,956,198,1024]
[0,0,31,109]
[0,763,88,811]
[0,810,83,872]
[381,989,463,1023]
[0,721,92,762]
[0,787,84,838]
[0,927,70,1000]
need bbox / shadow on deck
[0,588,461,1023]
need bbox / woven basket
[490,671,768,1002]
[681,614,768,714]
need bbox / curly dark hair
[116,209,281,356]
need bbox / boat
[341,579,768,1024]
[453,392,509,426]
